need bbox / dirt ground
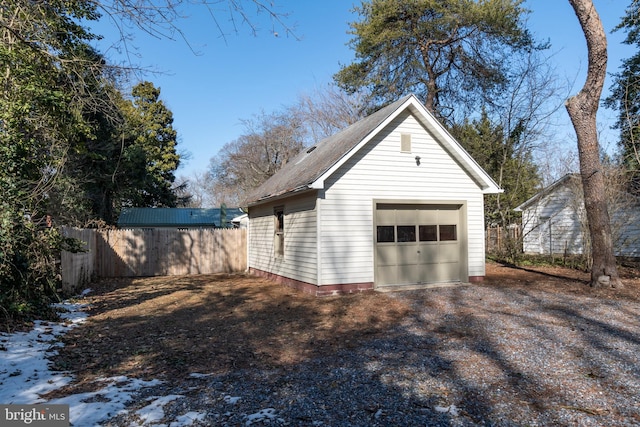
[47,261,640,397]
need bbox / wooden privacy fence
[61,228,97,292]
[61,227,247,292]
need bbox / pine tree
[334,0,535,121]
[604,0,640,193]
[450,110,540,227]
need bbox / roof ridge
[243,95,415,205]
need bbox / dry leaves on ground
[48,261,640,399]
[50,273,411,394]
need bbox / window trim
[274,206,284,257]
[400,133,412,153]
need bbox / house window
[401,133,412,153]
[274,207,284,257]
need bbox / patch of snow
[51,302,89,324]
[0,308,87,404]
[224,395,241,404]
[169,411,206,427]
[0,301,216,427]
[245,408,283,425]
[435,404,460,416]
[48,376,162,426]
[188,372,212,379]
[0,301,175,426]
[135,394,183,424]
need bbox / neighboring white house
[243,94,502,296]
[231,213,249,228]
[516,173,640,257]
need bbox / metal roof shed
[117,208,244,229]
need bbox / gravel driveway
[78,263,640,426]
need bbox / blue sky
[91,0,634,178]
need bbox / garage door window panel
[419,225,438,242]
[377,226,395,243]
[440,225,457,241]
[397,226,416,242]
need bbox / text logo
[0,405,69,426]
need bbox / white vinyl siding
[521,185,584,255]
[319,110,487,285]
[248,193,318,284]
[522,184,640,257]
[614,209,640,257]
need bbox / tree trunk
[566,0,622,288]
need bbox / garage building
[244,94,502,296]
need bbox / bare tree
[97,0,297,50]
[207,108,306,206]
[199,87,367,206]
[566,0,622,287]
[295,85,369,141]
[173,173,213,207]
[490,48,568,227]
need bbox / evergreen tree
[604,0,640,194]
[0,0,102,319]
[118,82,181,209]
[0,0,289,321]
[334,0,536,121]
[63,81,182,224]
[60,81,124,225]
[450,110,540,227]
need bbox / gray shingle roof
[244,94,502,206]
[244,95,413,205]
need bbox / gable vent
[401,133,412,153]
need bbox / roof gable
[514,174,580,212]
[516,173,640,213]
[245,94,501,206]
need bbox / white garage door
[375,203,462,287]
